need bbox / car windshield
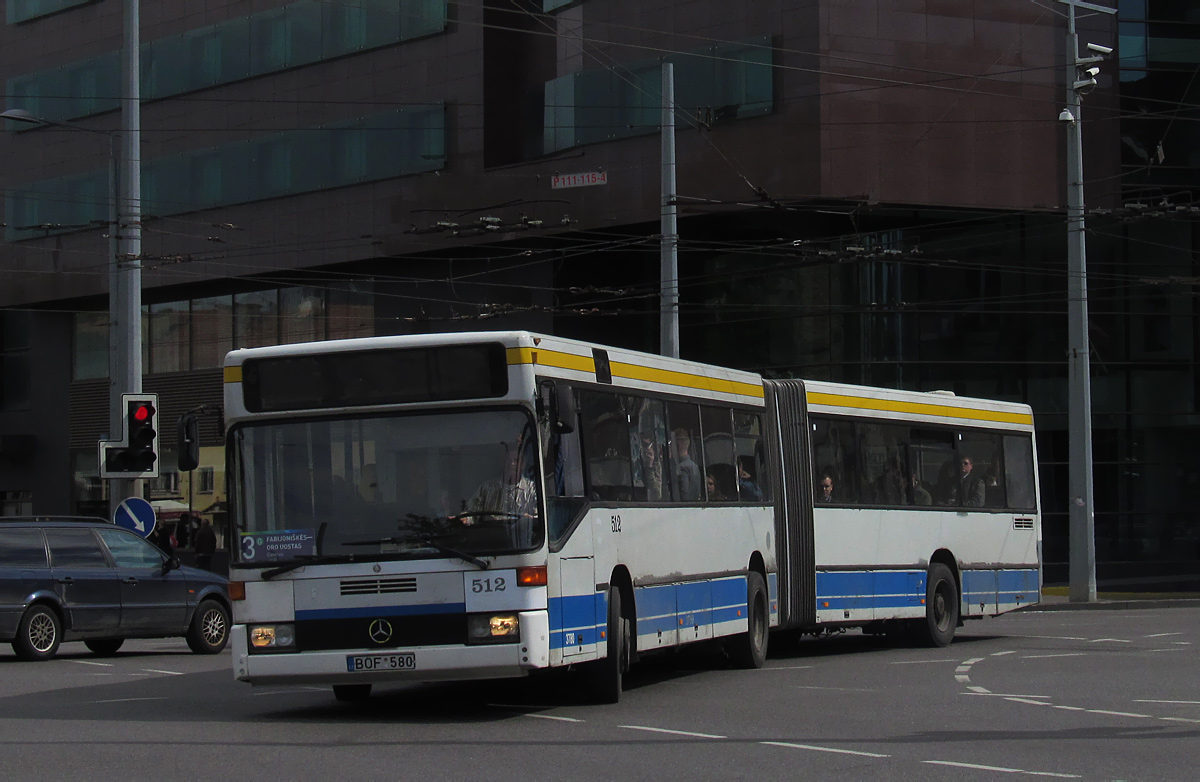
[230,409,543,565]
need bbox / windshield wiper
[261,554,355,580]
[341,536,489,570]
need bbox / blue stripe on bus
[817,568,1040,612]
[545,575,752,651]
[295,602,467,621]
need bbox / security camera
[1059,109,1077,124]
[1087,43,1113,55]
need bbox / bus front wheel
[585,586,629,704]
[917,563,959,647]
[728,571,769,668]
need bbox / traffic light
[99,394,160,478]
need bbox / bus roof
[802,379,1035,431]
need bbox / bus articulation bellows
[222,331,1040,702]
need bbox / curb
[1024,598,1200,612]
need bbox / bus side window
[579,391,632,502]
[666,402,703,502]
[811,418,858,504]
[859,422,909,506]
[1003,434,1037,511]
[699,406,736,502]
[733,411,769,502]
[910,428,956,506]
[627,396,667,502]
[961,431,1005,509]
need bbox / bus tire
[728,571,769,668]
[585,586,629,704]
[919,563,959,648]
[333,684,372,702]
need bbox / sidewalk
[1027,587,1200,611]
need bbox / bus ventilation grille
[340,577,418,595]
[1013,519,1034,530]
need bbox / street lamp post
[2,107,139,513]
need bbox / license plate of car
[345,653,416,672]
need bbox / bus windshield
[230,409,543,565]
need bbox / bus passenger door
[558,557,595,660]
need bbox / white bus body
[223,331,1039,701]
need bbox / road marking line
[991,650,1017,656]
[1147,648,1184,653]
[955,675,971,683]
[762,741,889,758]
[922,760,1080,778]
[963,657,985,665]
[766,665,813,670]
[964,693,1050,699]
[142,669,184,676]
[955,665,972,673]
[1086,710,1151,718]
[793,685,876,692]
[619,725,726,739]
[1053,706,1086,711]
[1160,717,1200,724]
[889,658,957,665]
[1145,632,1182,638]
[968,686,992,694]
[1087,638,1131,643]
[65,660,113,667]
[525,714,583,723]
[1007,697,1053,706]
[1134,699,1200,705]
[1014,635,1088,641]
[1021,653,1086,659]
[87,697,168,704]
[1172,641,1192,645]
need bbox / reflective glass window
[0,529,47,568]
[45,528,109,568]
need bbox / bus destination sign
[551,171,608,190]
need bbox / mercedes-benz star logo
[368,619,393,645]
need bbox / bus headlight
[467,614,520,643]
[249,623,295,651]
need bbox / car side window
[97,528,166,569]
[44,528,110,568]
[0,528,48,567]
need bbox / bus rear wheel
[585,586,629,704]
[728,571,769,668]
[916,563,959,647]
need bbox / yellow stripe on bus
[806,391,1033,426]
[224,366,243,383]
[506,348,765,400]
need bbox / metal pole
[112,0,143,509]
[1065,5,1097,602]
[660,62,679,359]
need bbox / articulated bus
[223,331,1040,702]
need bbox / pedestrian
[194,516,217,571]
[153,522,175,558]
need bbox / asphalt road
[0,606,1196,781]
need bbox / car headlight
[249,623,295,651]
[467,614,520,644]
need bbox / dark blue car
[0,517,230,661]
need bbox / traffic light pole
[110,0,143,514]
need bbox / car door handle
[57,577,74,584]
[122,577,138,585]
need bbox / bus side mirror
[554,382,576,434]
[178,412,200,472]
[540,380,576,434]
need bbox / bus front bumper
[232,610,550,686]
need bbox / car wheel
[14,604,62,661]
[186,600,229,654]
[84,638,125,656]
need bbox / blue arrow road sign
[114,497,156,538]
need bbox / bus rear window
[241,343,508,412]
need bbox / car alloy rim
[201,608,226,645]
[29,613,56,652]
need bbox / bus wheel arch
[728,556,769,668]
[586,567,634,703]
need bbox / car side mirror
[162,556,181,575]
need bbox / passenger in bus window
[737,456,762,501]
[959,456,986,507]
[706,468,733,502]
[672,428,702,501]
[912,472,933,505]
[935,458,960,505]
[817,471,835,502]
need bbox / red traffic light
[133,404,154,422]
